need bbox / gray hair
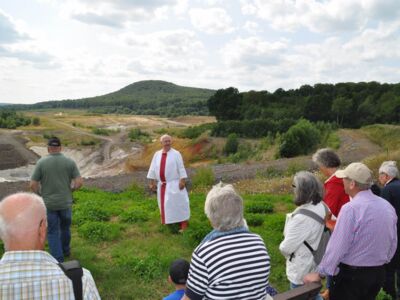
[204,183,246,231]
[0,193,46,244]
[353,181,372,191]
[160,134,172,142]
[293,171,324,206]
[312,148,341,168]
[379,161,399,178]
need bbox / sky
[0,0,400,104]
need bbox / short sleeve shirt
[31,153,80,210]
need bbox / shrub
[245,202,274,214]
[78,222,123,242]
[183,221,212,247]
[32,117,40,126]
[179,123,215,139]
[92,128,111,136]
[256,167,284,179]
[192,167,215,188]
[80,140,96,146]
[129,128,150,141]
[224,133,239,155]
[279,119,320,157]
[245,213,264,227]
[73,204,112,225]
[120,208,149,223]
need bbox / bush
[256,167,284,179]
[80,140,96,146]
[224,133,239,155]
[192,167,215,188]
[73,204,112,225]
[78,222,123,242]
[129,128,150,141]
[245,202,274,214]
[120,208,149,223]
[183,221,213,247]
[245,213,264,227]
[32,117,40,126]
[179,123,215,139]
[279,119,321,157]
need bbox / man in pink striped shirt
[304,162,397,300]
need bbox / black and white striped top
[185,232,271,300]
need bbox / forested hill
[14,80,215,117]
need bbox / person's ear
[38,219,47,247]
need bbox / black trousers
[330,263,385,300]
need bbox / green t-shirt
[31,153,80,210]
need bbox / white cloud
[0,10,29,44]
[222,37,288,70]
[189,7,235,34]
[243,21,261,34]
[240,0,400,33]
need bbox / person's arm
[72,176,83,191]
[176,151,187,190]
[181,295,190,300]
[149,179,157,192]
[30,180,40,194]
[317,205,355,276]
[279,214,311,257]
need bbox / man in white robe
[147,134,190,231]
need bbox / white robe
[147,148,190,224]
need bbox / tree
[207,87,242,121]
[331,97,353,126]
[224,133,239,155]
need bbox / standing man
[0,192,100,299]
[30,136,83,262]
[304,162,397,300]
[147,134,190,231]
[379,161,400,299]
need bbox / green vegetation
[208,82,400,129]
[128,128,151,142]
[362,124,400,151]
[0,187,294,299]
[178,123,215,139]
[223,133,239,155]
[11,80,214,117]
[91,127,119,136]
[0,110,32,129]
[192,167,215,188]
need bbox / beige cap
[336,162,373,185]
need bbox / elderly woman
[279,171,326,299]
[182,183,271,300]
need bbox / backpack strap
[59,260,83,300]
[293,203,329,253]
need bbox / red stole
[159,152,167,224]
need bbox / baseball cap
[336,162,372,185]
[169,258,190,285]
[48,137,61,147]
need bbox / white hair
[204,182,246,231]
[0,192,46,244]
[160,134,172,142]
[379,161,399,178]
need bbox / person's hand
[179,179,185,190]
[149,182,157,192]
[303,272,322,284]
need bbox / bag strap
[294,208,324,224]
[59,260,83,300]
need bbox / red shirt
[324,175,350,217]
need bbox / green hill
[14,80,216,117]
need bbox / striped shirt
[185,232,270,300]
[0,250,101,300]
[318,190,397,276]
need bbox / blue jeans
[47,208,72,262]
[290,282,323,300]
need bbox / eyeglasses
[291,184,296,188]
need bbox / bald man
[147,134,190,231]
[0,193,100,300]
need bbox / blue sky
[0,0,399,104]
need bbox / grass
[0,187,296,299]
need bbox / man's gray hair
[293,171,324,206]
[204,183,246,231]
[160,134,172,142]
[312,148,341,168]
[353,181,372,191]
[0,192,46,243]
[379,161,399,178]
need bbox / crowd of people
[0,135,399,300]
